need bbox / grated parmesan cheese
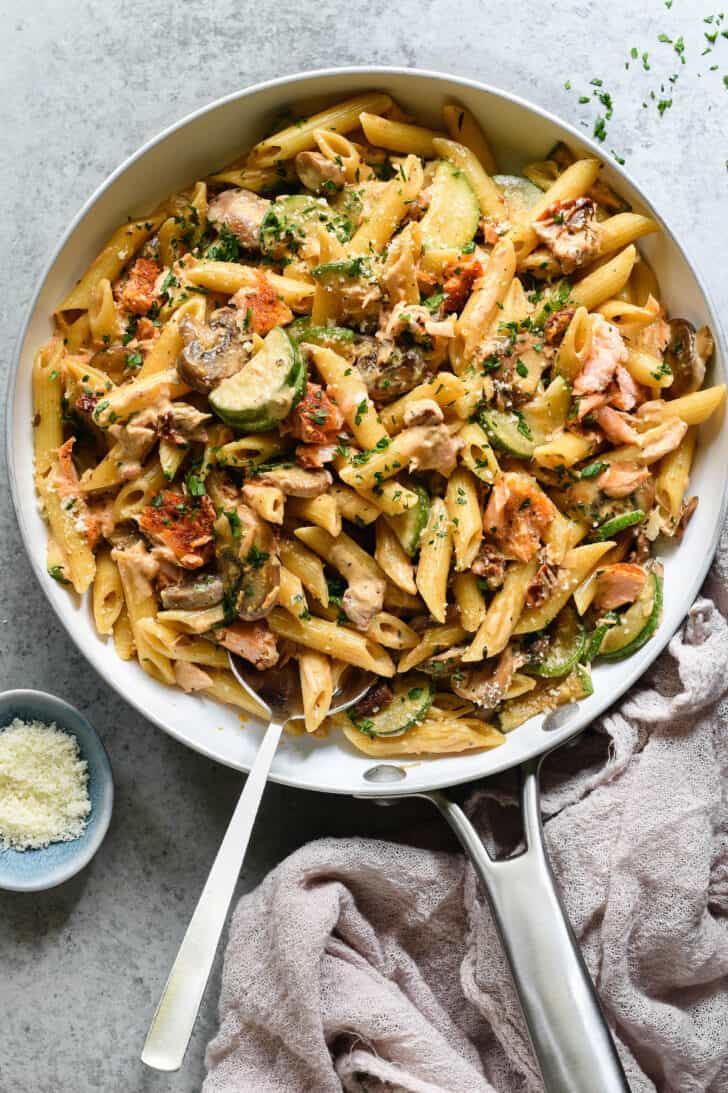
[0,719,91,851]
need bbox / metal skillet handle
[425,757,629,1093]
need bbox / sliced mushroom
[452,646,525,709]
[664,319,714,398]
[402,398,444,428]
[207,188,271,250]
[160,573,224,610]
[214,503,280,621]
[254,464,332,498]
[342,577,384,630]
[177,308,254,393]
[295,151,346,194]
[90,346,134,384]
[353,336,437,403]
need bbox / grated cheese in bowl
[0,718,91,851]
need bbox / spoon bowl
[227,653,374,725]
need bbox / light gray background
[1,3,725,1091]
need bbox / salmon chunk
[483,473,554,563]
[216,621,279,670]
[574,316,629,397]
[596,462,651,499]
[533,197,601,273]
[231,276,293,336]
[117,258,162,316]
[593,563,646,611]
[288,383,343,445]
[139,491,215,569]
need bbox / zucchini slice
[597,569,662,660]
[481,409,535,459]
[584,619,614,662]
[259,194,326,258]
[348,674,433,737]
[493,174,543,219]
[498,665,593,732]
[209,327,305,432]
[521,376,571,442]
[420,162,479,253]
[385,482,430,556]
[526,605,587,678]
[287,318,356,350]
[591,509,645,542]
[311,256,373,281]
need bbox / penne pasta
[416,499,452,623]
[268,608,395,676]
[441,104,497,174]
[33,92,716,749]
[359,111,443,158]
[445,468,483,571]
[249,92,393,165]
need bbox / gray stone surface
[0,2,725,1090]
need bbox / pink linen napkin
[203,529,728,1093]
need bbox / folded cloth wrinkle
[205,570,728,1093]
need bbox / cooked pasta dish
[32,91,724,757]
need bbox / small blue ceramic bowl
[0,689,113,892]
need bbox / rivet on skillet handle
[420,756,629,1093]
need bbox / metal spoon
[141,656,373,1072]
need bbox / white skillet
[8,68,727,1092]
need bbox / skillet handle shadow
[421,756,629,1093]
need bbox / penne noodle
[280,538,329,607]
[453,572,487,632]
[365,612,420,650]
[379,372,466,434]
[655,427,696,529]
[309,345,389,449]
[92,550,124,636]
[415,499,452,623]
[249,92,393,166]
[463,559,539,661]
[570,245,637,310]
[359,111,443,158]
[347,155,423,255]
[445,468,483,571]
[299,650,333,732]
[268,608,395,676]
[514,542,616,634]
[508,158,601,262]
[375,520,417,594]
[181,258,316,306]
[330,484,380,526]
[441,104,497,174]
[57,216,162,312]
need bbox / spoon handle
[141,717,285,1072]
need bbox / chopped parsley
[185,472,206,498]
[423,293,445,314]
[515,413,532,440]
[205,223,241,263]
[580,461,608,479]
[245,545,270,569]
[224,509,241,539]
